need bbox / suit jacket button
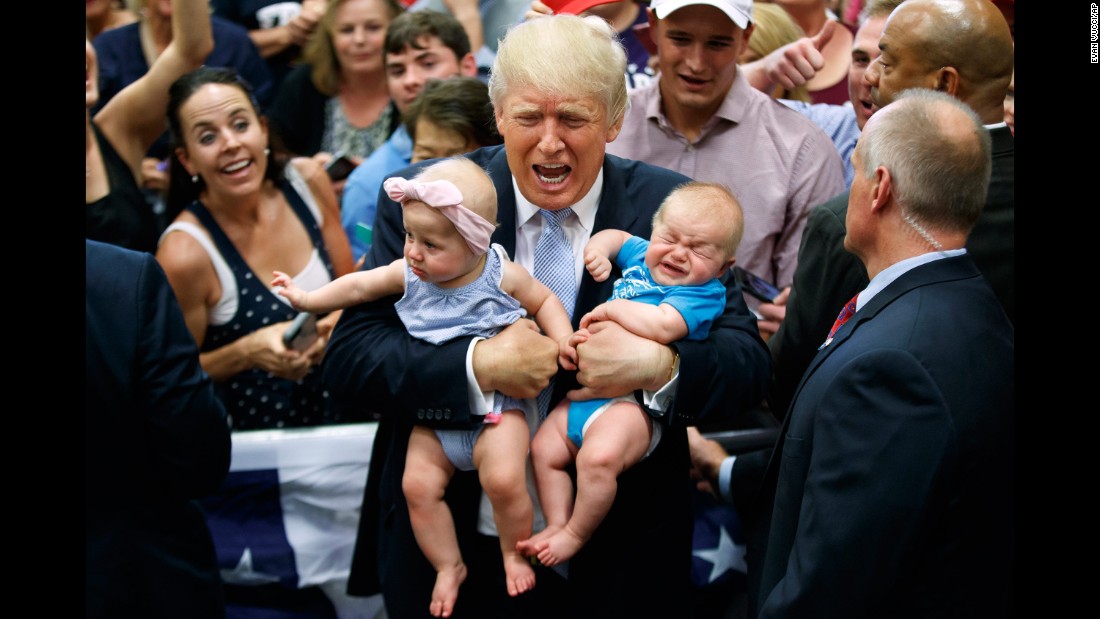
[417,408,425,420]
[434,409,443,420]
[443,408,451,420]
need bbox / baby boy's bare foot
[503,551,536,597]
[535,527,586,567]
[430,562,467,618]
[516,525,561,557]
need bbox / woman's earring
[191,175,199,184]
[264,147,271,156]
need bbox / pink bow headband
[384,177,496,255]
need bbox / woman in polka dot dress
[156,67,358,430]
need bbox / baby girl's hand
[558,335,578,371]
[271,271,307,310]
[569,328,591,349]
[271,270,293,290]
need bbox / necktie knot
[827,295,859,340]
[541,208,573,228]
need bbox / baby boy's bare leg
[536,402,652,566]
[519,402,578,557]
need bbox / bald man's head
[857,88,991,237]
[864,0,1013,123]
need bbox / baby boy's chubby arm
[500,259,578,370]
[584,229,633,283]
[581,300,689,345]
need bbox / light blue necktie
[533,208,575,418]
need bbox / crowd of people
[86,1,1015,618]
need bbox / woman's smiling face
[175,83,270,198]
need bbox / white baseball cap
[650,0,754,29]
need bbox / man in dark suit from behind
[86,239,232,619]
[748,89,1013,617]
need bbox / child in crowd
[516,181,745,567]
[272,157,576,617]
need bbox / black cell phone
[732,266,782,303]
[282,311,319,351]
[325,154,356,181]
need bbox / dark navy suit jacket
[323,145,772,619]
[750,255,1014,618]
[86,240,231,619]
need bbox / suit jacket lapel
[590,157,641,232]
[759,256,981,507]
[486,147,518,257]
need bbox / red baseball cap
[544,0,625,16]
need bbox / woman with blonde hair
[269,0,405,194]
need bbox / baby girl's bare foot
[430,562,467,618]
[503,551,536,596]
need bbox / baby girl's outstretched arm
[272,258,407,314]
[500,260,578,370]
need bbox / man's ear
[869,166,893,213]
[606,113,624,144]
[459,52,478,77]
[935,66,960,96]
[740,23,755,49]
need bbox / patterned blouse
[320,97,395,160]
